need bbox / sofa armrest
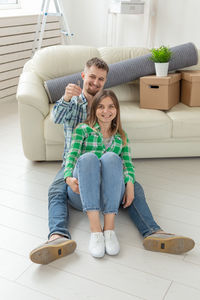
[16,72,49,117]
[18,103,46,161]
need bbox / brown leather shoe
[30,237,77,264]
[143,233,195,254]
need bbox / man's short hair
[85,57,109,74]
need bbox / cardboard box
[181,70,200,106]
[140,73,181,110]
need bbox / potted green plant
[149,45,172,77]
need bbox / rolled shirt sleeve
[120,135,135,184]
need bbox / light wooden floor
[0,101,200,300]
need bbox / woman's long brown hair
[85,90,127,145]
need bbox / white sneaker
[89,232,105,258]
[104,230,120,256]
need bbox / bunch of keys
[77,80,83,104]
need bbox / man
[30,57,194,264]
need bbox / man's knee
[48,178,67,198]
[134,181,144,194]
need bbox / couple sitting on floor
[30,57,195,265]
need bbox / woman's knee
[78,152,99,164]
[101,152,122,167]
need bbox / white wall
[60,0,110,47]
[1,0,200,48]
[154,0,200,48]
[60,0,147,47]
[60,0,200,49]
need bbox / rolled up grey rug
[104,42,198,88]
[44,42,198,103]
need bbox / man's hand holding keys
[63,82,82,102]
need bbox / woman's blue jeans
[48,157,161,239]
[67,152,125,214]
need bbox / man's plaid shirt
[51,93,87,165]
[64,122,135,184]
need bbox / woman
[64,90,135,258]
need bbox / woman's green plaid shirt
[64,123,135,184]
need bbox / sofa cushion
[166,103,200,138]
[110,83,139,102]
[120,102,172,140]
[99,47,150,64]
[31,45,100,81]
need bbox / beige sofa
[16,45,200,161]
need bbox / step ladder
[32,0,74,55]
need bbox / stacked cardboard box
[181,70,200,106]
[140,73,181,110]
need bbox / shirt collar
[93,122,121,138]
[81,92,87,104]
[94,122,101,130]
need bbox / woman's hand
[66,177,80,194]
[122,182,134,208]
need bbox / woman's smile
[96,97,117,124]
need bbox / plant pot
[155,62,169,77]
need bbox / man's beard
[87,85,100,96]
[87,88,99,96]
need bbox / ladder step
[32,0,72,55]
[61,31,74,36]
[44,12,62,16]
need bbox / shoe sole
[105,250,120,256]
[143,236,195,254]
[30,240,77,264]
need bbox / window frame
[0,0,21,10]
